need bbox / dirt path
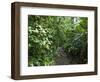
[54,47,70,65]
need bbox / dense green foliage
[28,15,88,66]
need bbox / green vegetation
[28,15,88,66]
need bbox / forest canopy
[28,15,88,66]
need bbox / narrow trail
[55,47,70,65]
